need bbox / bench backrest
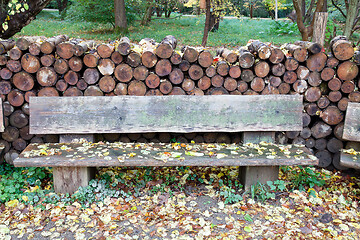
[29,95,303,134]
[343,102,360,141]
[0,99,3,132]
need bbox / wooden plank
[340,152,360,169]
[343,102,360,141]
[14,142,318,167]
[0,98,4,132]
[29,95,303,134]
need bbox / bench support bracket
[53,134,95,194]
[239,132,279,189]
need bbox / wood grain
[343,103,360,141]
[29,95,303,134]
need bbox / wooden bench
[0,98,5,156]
[14,95,318,193]
[340,102,360,169]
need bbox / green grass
[16,10,301,47]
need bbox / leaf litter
[0,165,359,240]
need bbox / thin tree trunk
[56,0,68,14]
[114,0,127,32]
[202,0,211,47]
[344,0,358,38]
[141,1,154,25]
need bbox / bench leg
[53,167,96,194]
[53,134,95,194]
[239,132,278,190]
[239,166,279,190]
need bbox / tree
[114,0,127,32]
[56,0,68,14]
[292,0,326,41]
[1,0,51,39]
[331,0,360,38]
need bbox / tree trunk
[202,0,211,47]
[1,0,52,39]
[56,0,68,14]
[114,0,127,32]
[344,0,358,38]
[141,1,154,26]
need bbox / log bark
[183,47,199,63]
[155,36,177,59]
[337,61,359,81]
[114,64,133,82]
[145,73,160,89]
[330,36,354,61]
[99,76,116,93]
[198,50,213,68]
[12,71,34,91]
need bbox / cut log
[268,76,281,87]
[38,87,59,97]
[111,51,124,64]
[98,59,115,76]
[315,150,332,168]
[159,80,173,94]
[83,53,99,68]
[305,138,316,148]
[337,61,358,81]
[221,48,238,63]
[56,43,74,59]
[141,51,157,68]
[327,137,343,153]
[229,66,241,79]
[169,68,184,84]
[133,66,149,81]
[182,79,195,92]
[3,101,14,116]
[198,50,213,68]
[306,52,327,72]
[328,77,341,91]
[179,60,190,72]
[29,43,41,56]
[238,47,255,68]
[250,77,265,92]
[145,73,160,89]
[224,77,237,92]
[155,59,172,77]
[145,89,163,96]
[269,47,285,64]
[286,131,299,139]
[321,68,335,81]
[315,138,327,150]
[169,87,186,95]
[284,44,308,62]
[9,110,28,129]
[68,56,83,72]
[40,54,55,67]
[261,85,279,95]
[293,80,308,93]
[237,81,249,93]
[205,66,216,77]
[349,91,360,102]
[97,44,114,59]
[188,88,204,96]
[155,35,177,59]
[118,37,131,56]
[99,76,116,93]
[305,87,321,102]
[311,121,332,139]
[189,65,204,80]
[271,63,285,77]
[21,54,40,73]
[37,67,57,86]
[211,75,224,88]
[241,69,255,82]
[84,85,103,96]
[320,106,343,125]
[76,79,88,91]
[283,71,297,84]
[330,37,354,61]
[302,112,311,127]
[53,59,69,75]
[285,57,299,71]
[40,35,68,54]
[12,71,34,91]
[317,96,330,109]
[307,72,322,87]
[183,47,199,63]
[334,122,344,140]
[216,61,229,77]
[328,91,342,102]
[0,55,7,66]
[170,52,182,65]
[56,80,68,92]
[8,90,24,107]
[340,80,355,94]
[0,40,15,54]
[9,47,22,60]
[305,103,320,116]
[114,64,133,82]
[63,87,83,96]
[326,54,339,68]
[24,91,36,102]
[294,41,323,54]
[20,126,33,141]
[254,61,270,78]
[64,70,78,85]
[198,76,211,90]
[248,40,271,60]
[296,66,310,80]
[1,126,19,142]
[126,52,141,68]
[114,83,128,95]
[278,83,290,94]
[207,87,229,95]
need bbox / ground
[0,166,359,240]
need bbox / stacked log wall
[0,35,359,170]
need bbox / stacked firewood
[0,35,359,170]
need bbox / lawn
[16,10,301,47]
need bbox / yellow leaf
[22,196,28,202]
[6,199,19,207]
[244,226,253,232]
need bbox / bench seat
[340,151,360,169]
[14,142,318,167]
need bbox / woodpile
[0,35,359,170]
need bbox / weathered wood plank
[343,103,360,141]
[340,152,360,169]
[29,95,303,134]
[14,142,318,167]
[0,98,4,132]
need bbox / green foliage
[250,180,287,202]
[219,185,243,204]
[0,164,50,203]
[281,166,326,192]
[270,20,298,35]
